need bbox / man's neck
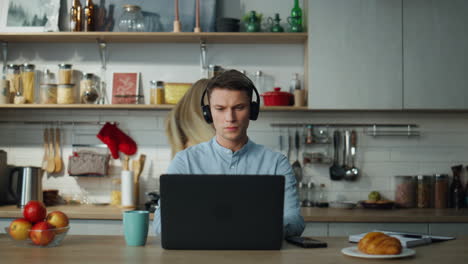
[215,135,248,152]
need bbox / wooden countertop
[1,205,468,222]
[0,235,466,263]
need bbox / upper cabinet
[307,0,403,110]
[403,0,468,109]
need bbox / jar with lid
[58,64,73,84]
[110,175,122,206]
[118,5,146,32]
[0,78,9,104]
[434,174,449,209]
[450,165,465,209]
[417,175,434,208]
[21,64,35,103]
[316,184,328,208]
[6,64,20,103]
[80,73,99,104]
[150,80,165,105]
[254,70,265,105]
[40,69,57,104]
[57,84,75,104]
[394,175,416,208]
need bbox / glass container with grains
[394,175,416,208]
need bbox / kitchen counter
[1,205,468,222]
[0,235,466,264]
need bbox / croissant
[358,232,402,255]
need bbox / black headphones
[200,75,260,124]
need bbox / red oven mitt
[97,122,137,159]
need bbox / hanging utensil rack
[270,123,420,137]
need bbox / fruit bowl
[4,226,70,248]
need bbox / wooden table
[0,235,465,264]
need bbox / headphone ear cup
[250,102,260,120]
[201,105,213,124]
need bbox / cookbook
[349,230,455,248]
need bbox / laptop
[160,174,285,250]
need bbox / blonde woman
[165,79,215,157]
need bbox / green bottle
[289,0,303,32]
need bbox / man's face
[209,88,251,145]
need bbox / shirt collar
[211,137,254,156]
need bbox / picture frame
[0,0,61,33]
[111,72,141,104]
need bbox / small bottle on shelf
[70,0,83,32]
[316,184,328,208]
[84,0,95,31]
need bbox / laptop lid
[160,174,284,250]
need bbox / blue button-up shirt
[153,137,305,238]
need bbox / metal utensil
[292,129,303,183]
[346,130,359,181]
[329,130,345,180]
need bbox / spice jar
[434,174,449,209]
[57,84,75,104]
[21,64,35,103]
[80,73,99,104]
[417,175,434,208]
[394,175,416,208]
[110,176,122,206]
[58,64,73,84]
[6,64,20,103]
[149,80,165,105]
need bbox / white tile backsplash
[3,110,468,205]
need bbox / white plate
[341,246,416,259]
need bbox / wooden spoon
[54,127,63,173]
[46,128,55,173]
[41,128,49,170]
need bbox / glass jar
[306,182,315,207]
[118,5,146,32]
[58,64,73,84]
[417,175,434,208]
[21,64,35,103]
[6,64,20,103]
[394,175,416,208]
[434,174,449,209]
[110,176,122,206]
[57,84,75,104]
[150,80,165,105]
[316,184,328,208]
[40,84,58,104]
[80,73,99,104]
[254,70,265,105]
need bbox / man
[154,70,304,238]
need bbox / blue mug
[123,210,149,246]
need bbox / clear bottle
[21,64,35,104]
[306,182,315,207]
[118,5,146,32]
[291,73,305,107]
[316,184,328,208]
[254,70,265,105]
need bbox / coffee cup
[123,210,149,246]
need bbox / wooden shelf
[0,104,309,111]
[0,32,307,44]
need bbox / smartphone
[285,236,327,248]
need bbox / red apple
[23,201,47,223]
[46,211,69,233]
[29,221,55,246]
[8,218,32,240]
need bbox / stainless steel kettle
[9,167,43,208]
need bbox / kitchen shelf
[0,104,309,111]
[0,32,308,44]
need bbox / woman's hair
[165,79,215,157]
